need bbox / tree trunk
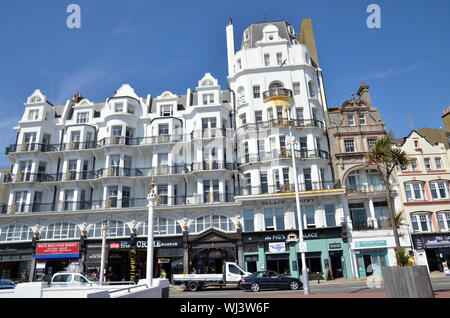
[384,177,401,251]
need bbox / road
[170,277,450,298]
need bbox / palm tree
[366,135,410,255]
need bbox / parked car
[240,271,303,292]
[0,279,16,289]
[49,272,100,287]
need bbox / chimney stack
[442,106,450,132]
[357,82,372,107]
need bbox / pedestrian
[160,268,167,279]
[191,267,196,274]
[408,250,416,265]
[106,266,114,282]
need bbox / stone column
[236,225,243,267]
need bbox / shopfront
[412,233,450,273]
[33,242,80,280]
[351,240,389,278]
[187,228,241,275]
[0,243,32,282]
[242,227,353,280]
[97,236,184,282]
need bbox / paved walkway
[257,290,450,298]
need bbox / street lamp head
[150,178,155,194]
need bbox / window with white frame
[429,181,449,200]
[424,158,431,170]
[293,83,300,95]
[136,218,182,236]
[240,113,247,126]
[437,212,450,232]
[404,182,425,201]
[127,103,135,114]
[264,208,285,231]
[255,111,263,123]
[202,93,214,105]
[411,159,419,171]
[359,114,366,125]
[276,52,283,66]
[158,124,169,136]
[40,222,81,240]
[324,204,336,227]
[344,139,355,153]
[160,104,173,116]
[115,103,124,112]
[264,54,270,66]
[435,158,443,170]
[0,224,33,242]
[267,108,274,120]
[188,215,235,234]
[108,220,130,237]
[14,191,28,213]
[77,112,89,124]
[244,173,251,194]
[28,109,39,120]
[367,138,377,150]
[237,87,245,104]
[304,206,316,228]
[237,58,242,69]
[243,210,254,232]
[347,115,355,126]
[253,86,260,99]
[410,213,431,232]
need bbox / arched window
[188,215,235,234]
[0,224,33,242]
[269,81,283,90]
[237,87,246,104]
[136,218,182,236]
[40,222,81,240]
[87,220,130,238]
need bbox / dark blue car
[0,279,16,289]
[240,271,303,292]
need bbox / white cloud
[363,64,420,80]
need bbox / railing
[350,218,392,231]
[5,130,235,155]
[239,149,329,164]
[262,88,293,100]
[237,181,337,196]
[237,118,324,133]
[3,194,237,214]
[346,183,387,193]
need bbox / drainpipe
[229,89,239,195]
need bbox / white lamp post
[287,127,310,295]
[99,219,108,284]
[146,179,157,287]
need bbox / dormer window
[115,103,124,112]
[202,94,214,105]
[77,112,89,124]
[160,104,173,117]
[28,109,39,120]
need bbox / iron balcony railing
[348,218,392,231]
[4,194,236,214]
[262,88,293,100]
[237,118,325,133]
[5,129,234,155]
[238,181,337,196]
[239,148,329,164]
[346,183,387,193]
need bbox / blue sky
[0,0,449,166]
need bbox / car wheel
[251,283,260,292]
[188,282,199,292]
[289,281,299,290]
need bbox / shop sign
[158,258,170,264]
[109,241,131,249]
[137,238,182,248]
[329,243,341,249]
[243,228,343,244]
[414,235,450,249]
[353,240,387,249]
[268,242,286,253]
[35,242,79,259]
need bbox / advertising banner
[35,242,80,259]
[268,242,286,253]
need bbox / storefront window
[0,224,33,242]
[40,222,81,240]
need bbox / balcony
[3,194,237,215]
[238,181,337,196]
[263,88,293,100]
[239,149,329,165]
[237,118,324,134]
[349,218,392,231]
[346,183,387,194]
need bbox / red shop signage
[36,242,79,256]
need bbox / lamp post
[146,178,157,287]
[287,127,310,295]
[99,219,108,284]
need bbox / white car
[49,272,100,287]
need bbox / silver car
[49,272,100,287]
